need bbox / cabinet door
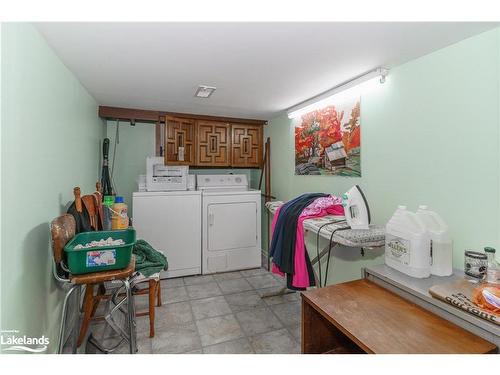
[196,121,231,166]
[164,116,196,165]
[231,124,263,167]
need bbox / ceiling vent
[194,85,216,98]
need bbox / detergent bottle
[385,205,431,278]
[416,205,453,276]
[102,195,115,231]
[111,196,129,230]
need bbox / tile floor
[88,267,302,354]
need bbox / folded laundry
[270,194,344,290]
[73,237,125,249]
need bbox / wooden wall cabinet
[196,121,231,166]
[230,124,263,167]
[161,115,264,168]
[164,116,196,165]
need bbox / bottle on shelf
[416,205,453,276]
[385,205,431,278]
[111,196,129,230]
[102,195,114,231]
[484,247,500,285]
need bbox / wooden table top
[301,279,497,354]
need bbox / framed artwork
[294,95,361,177]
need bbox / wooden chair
[80,184,162,338]
[50,214,136,353]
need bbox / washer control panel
[197,174,248,189]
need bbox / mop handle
[103,138,110,166]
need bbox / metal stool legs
[123,278,137,354]
[57,284,80,354]
[88,278,137,354]
[110,278,137,354]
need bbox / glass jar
[484,247,500,284]
[464,250,487,281]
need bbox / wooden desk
[301,279,497,354]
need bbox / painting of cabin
[324,141,347,170]
[294,95,361,177]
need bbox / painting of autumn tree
[294,96,361,176]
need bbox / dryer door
[207,201,257,252]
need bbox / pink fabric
[291,196,344,288]
[270,205,282,234]
[270,206,285,277]
[271,195,344,288]
[301,196,344,217]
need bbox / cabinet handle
[209,213,214,226]
[211,136,216,153]
[243,138,249,155]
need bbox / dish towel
[133,239,168,277]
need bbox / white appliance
[197,174,261,274]
[187,174,196,191]
[137,174,147,192]
[146,156,188,191]
[133,190,201,278]
[342,185,370,230]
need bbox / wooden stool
[85,184,162,338]
[50,214,136,353]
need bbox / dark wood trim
[99,105,268,126]
[99,106,160,122]
[155,122,161,156]
[160,112,267,126]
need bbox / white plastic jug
[385,206,431,278]
[416,205,453,276]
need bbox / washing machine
[133,190,202,278]
[197,174,261,274]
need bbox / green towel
[133,239,168,277]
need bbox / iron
[342,185,371,230]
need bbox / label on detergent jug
[386,235,410,265]
[86,250,116,267]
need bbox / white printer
[146,156,188,191]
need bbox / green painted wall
[1,23,104,353]
[106,120,261,217]
[106,120,155,216]
[265,29,500,285]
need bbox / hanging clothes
[275,193,327,272]
[269,193,311,263]
[269,193,327,289]
[270,194,344,289]
[269,193,321,269]
[290,196,344,288]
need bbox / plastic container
[484,247,500,284]
[416,205,453,276]
[464,250,488,281]
[385,205,431,278]
[64,229,136,274]
[111,196,129,230]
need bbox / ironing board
[264,201,385,292]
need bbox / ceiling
[36,22,497,120]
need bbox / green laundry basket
[64,229,136,275]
